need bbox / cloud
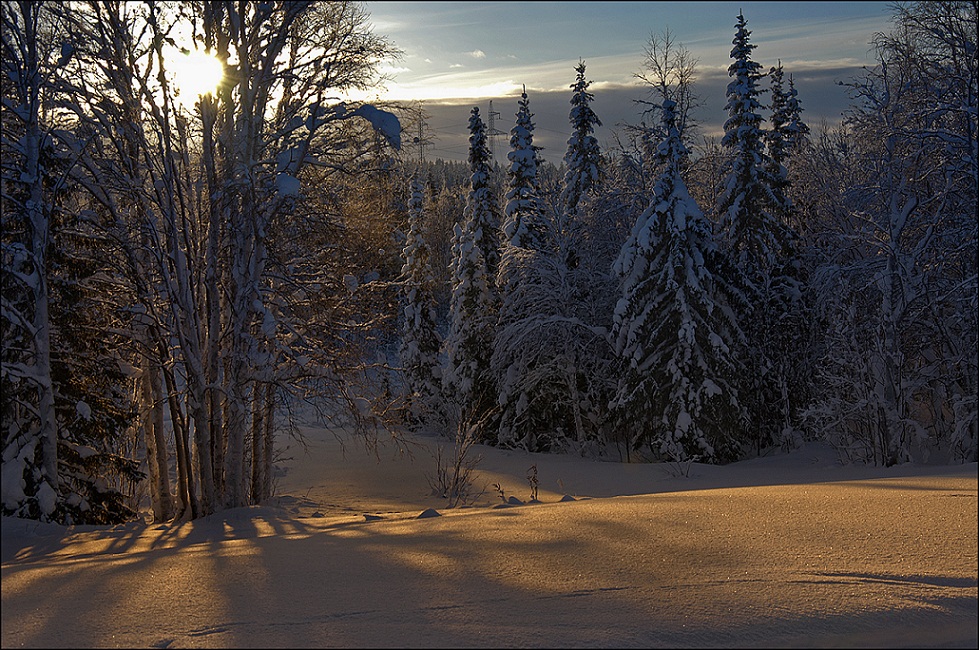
[469,49,486,59]
[379,65,411,75]
[384,79,524,103]
[449,63,464,69]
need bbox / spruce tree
[443,108,501,437]
[716,12,796,280]
[493,89,563,449]
[399,176,442,426]
[612,100,747,463]
[766,61,791,169]
[502,88,547,250]
[783,74,811,156]
[561,60,603,218]
[717,13,806,453]
[558,61,604,272]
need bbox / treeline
[1,2,975,526]
[397,5,977,472]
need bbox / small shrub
[526,464,539,501]
[491,482,506,503]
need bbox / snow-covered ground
[2,426,976,648]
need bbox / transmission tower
[487,100,506,162]
[412,117,430,163]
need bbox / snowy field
[2,426,976,649]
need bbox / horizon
[358,1,895,163]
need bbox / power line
[487,100,506,162]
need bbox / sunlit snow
[2,425,975,648]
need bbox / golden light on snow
[169,48,224,108]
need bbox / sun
[168,48,224,108]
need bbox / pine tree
[502,88,547,250]
[768,64,811,168]
[783,74,811,156]
[443,108,501,437]
[493,89,565,449]
[716,12,797,280]
[612,100,747,463]
[765,61,808,217]
[561,60,603,218]
[765,62,813,447]
[716,12,807,454]
[399,176,443,426]
[766,61,791,170]
[557,60,604,272]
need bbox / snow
[2,425,975,648]
[75,400,91,420]
[352,104,402,151]
[275,172,300,196]
[34,481,57,517]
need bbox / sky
[356,1,897,163]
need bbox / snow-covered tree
[493,245,615,452]
[442,108,501,438]
[716,12,797,278]
[556,60,604,273]
[765,61,810,221]
[1,1,146,524]
[560,60,603,218]
[493,89,579,450]
[765,61,791,169]
[502,88,547,251]
[805,0,978,464]
[21,0,403,521]
[612,100,747,463]
[1,1,66,521]
[400,176,443,425]
[716,12,806,454]
[783,74,811,157]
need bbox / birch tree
[23,0,402,521]
[806,0,977,464]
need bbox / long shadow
[4,475,977,648]
[808,571,978,589]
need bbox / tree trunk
[250,380,265,504]
[262,382,276,500]
[20,3,58,519]
[141,359,174,522]
[162,362,197,519]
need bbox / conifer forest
[2,0,976,526]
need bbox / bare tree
[35,0,403,521]
[634,27,702,141]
